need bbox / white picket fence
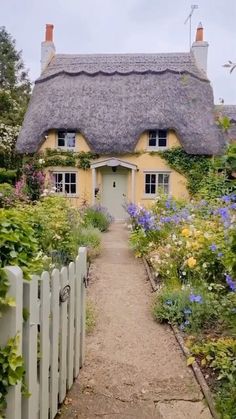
[0,247,87,419]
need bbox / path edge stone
[143,257,220,419]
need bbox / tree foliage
[0,27,31,171]
[0,26,30,125]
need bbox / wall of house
[39,129,189,209]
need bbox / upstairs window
[145,172,170,196]
[53,172,77,195]
[57,131,76,149]
[148,130,167,149]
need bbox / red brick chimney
[41,24,56,74]
[45,24,54,42]
[195,22,204,42]
[191,22,209,75]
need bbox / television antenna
[184,4,199,49]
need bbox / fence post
[74,255,82,378]
[67,262,75,389]
[39,272,50,419]
[50,269,60,419]
[22,275,39,419]
[79,247,87,368]
[0,266,23,419]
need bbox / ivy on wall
[24,149,100,170]
[155,147,211,195]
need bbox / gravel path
[60,223,212,419]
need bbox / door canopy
[91,158,137,170]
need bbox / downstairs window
[53,172,77,195]
[144,172,170,196]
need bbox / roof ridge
[37,68,209,84]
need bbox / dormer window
[57,131,76,149]
[148,130,167,149]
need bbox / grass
[86,301,96,334]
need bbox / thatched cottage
[16,24,235,219]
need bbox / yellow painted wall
[39,129,189,209]
[39,130,91,153]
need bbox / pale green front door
[101,166,128,220]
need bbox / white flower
[38,158,45,165]
[202,263,207,268]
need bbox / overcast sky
[1,0,236,104]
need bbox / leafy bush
[190,338,236,382]
[153,286,218,333]
[0,183,14,208]
[189,337,236,418]
[0,207,43,278]
[76,226,101,260]
[83,205,113,232]
[0,335,25,415]
[0,168,17,185]
[215,381,236,419]
[28,196,82,266]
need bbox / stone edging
[143,257,220,419]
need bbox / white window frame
[143,171,170,198]
[57,131,76,150]
[147,130,168,150]
[53,171,77,196]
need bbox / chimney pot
[45,24,54,42]
[195,22,204,42]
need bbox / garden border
[143,257,220,419]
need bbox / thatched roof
[16,52,225,155]
[215,105,236,140]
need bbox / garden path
[60,223,212,419]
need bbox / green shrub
[152,286,218,333]
[190,337,236,418]
[28,196,82,266]
[0,207,43,278]
[215,381,236,419]
[0,168,17,185]
[0,183,14,208]
[76,226,101,259]
[83,206,111,232]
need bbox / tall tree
[0,27,31,168]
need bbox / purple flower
[226,274,236,292]
[184,319,190,325]
[126,203,139,218]
[217,252,223,258]
[179,323,185,331]
[189,294,202,303]
[210,244,217,252]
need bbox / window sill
[55,193,79,198]
[57,147,76,152]
[142,195,156,200]
[147,147,167,152]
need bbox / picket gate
[0,247,87,419]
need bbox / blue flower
[179,323,185,331]
[184,319,190,325]
[189,294,202,303]
[226,274,236,292]
[217,252,223,258]
[165,299,173,306]
[210,244,217,252]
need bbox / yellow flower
[186,257,197,268]
[182,228,191,237]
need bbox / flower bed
[126,194,236,418]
